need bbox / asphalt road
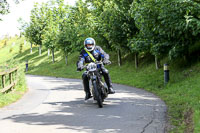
[0,75,167,133]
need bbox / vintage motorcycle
[82,61,109,108]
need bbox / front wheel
[92,80,103,108]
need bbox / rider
[77,37,115,100]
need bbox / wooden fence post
[9,73,13,90]
[2,75,5,88]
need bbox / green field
[0,37,200,132]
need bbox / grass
[0,37,200,132]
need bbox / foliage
[0,0,9,20]
[88,0,138,51]
[0,0,23,20]
[17,17,29,35]
[57,0,90,54]
[130,0,200,59]
[41,1,59,50]
[24,2,49,46]
[18,0,200,60]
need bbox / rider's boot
[85,91,92,100]
[84,85,92,100]
[102,69,115,94]
[108,86,115,94]
[82,72,92,100]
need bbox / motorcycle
[82,61,109,108]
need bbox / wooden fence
[0,67,18,93]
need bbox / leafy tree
[160,0,200,60]
[56,7,76,64]
[88,0,138,66]
[72,0,95,49]
[17,17,29,35]
[25,2,49,55]
[129,0,200,69]
[0,0,23,20]
[42,9,58,62]
[128,35,151,68]
[0,0,9,20]
[57,0,97,64]
[42,0,68,63]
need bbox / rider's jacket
[77,46,109,68]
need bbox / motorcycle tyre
[92,80,103,108]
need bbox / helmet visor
[86,44,94,50]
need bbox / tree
[130,0,200,68]
[56,7,76,64]
[42,10,58,62]
[57,0,97,61]
[0,0,9,20]
[25,2,49,55]
[42,0,68,63]
[0,0,23,20]
[88,0,138,66]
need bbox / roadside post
[164,64,169,85]
[26,60,28,72]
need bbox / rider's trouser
[82,67,113,94]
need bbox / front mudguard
[91,75,97,81]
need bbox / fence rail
[0,67,18,93]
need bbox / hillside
[0,37,200,132]
[0,37,27,108]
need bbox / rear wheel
[92,81,103,108]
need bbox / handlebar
[77,61,111,72]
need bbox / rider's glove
[103,59,111,65]
[77,66,83,71]
[77,61,84,71]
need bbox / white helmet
[84,37,96,51]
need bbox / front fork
[90,72,108,99]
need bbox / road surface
[0,75,167,133]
